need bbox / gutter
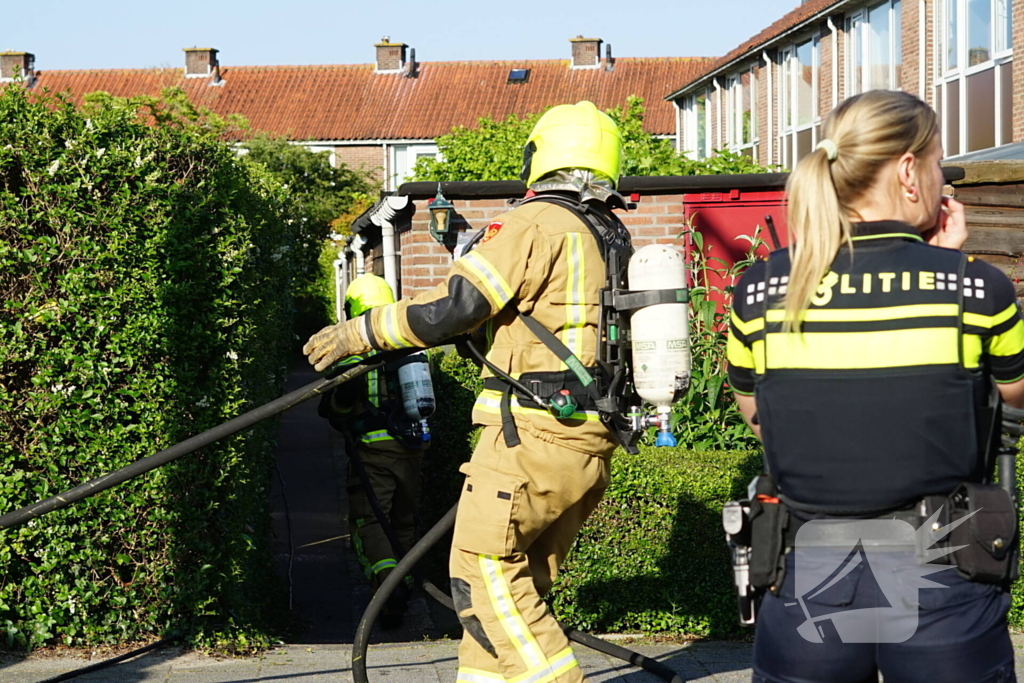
[664,0,855,102]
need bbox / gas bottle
[628,244,691,447]
[395,352,435,442]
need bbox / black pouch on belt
[946,482,1018,584]
[748,474,790,595]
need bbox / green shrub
[0,86,293,649]
[551,447,762,637]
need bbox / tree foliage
[412,96,773,182]
[242,136,377,330]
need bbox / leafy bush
[550,447,761,636]
[242,136,376,334]
[412,96,774,182]
[0,85,294,649]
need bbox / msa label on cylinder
[634,341,657,351]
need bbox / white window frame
[778,37,820,168]
[846,0,904,94]
[681,91,711,159]
[388,143,440,191]
[936,0,1014,155]
[725,66,759,157]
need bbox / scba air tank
[396,352,436,442]
[628,244,691,448]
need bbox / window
[681,91,709,159]
[389,143,439,191]
[725,67,758,156]
[938,0,1013,155]
[779,38,819,168]
[847,1,903,93]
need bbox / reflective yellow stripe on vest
[456,668,505,683]
[475,389,602,423]
[461,252,514,307]
[509,647,579,683]
[562,232,587,361]
[360,429,394,443]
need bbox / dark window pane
[797,128,814,161]
[946,80,961,155]
[966,67,995,152]
[1000,61,1013,145]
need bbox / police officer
[305,100,627,683]
[727,90,1024,682]
[319,273,426,629]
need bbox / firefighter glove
[303,318,370,372]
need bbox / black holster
[748,474,790,595]
[946,483,1018,585]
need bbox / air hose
[351,502,686,683]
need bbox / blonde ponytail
[781,91,939,332]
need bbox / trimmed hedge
[0,87,293,649]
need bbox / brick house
[666,0,1022,167]
[0,39,712,190]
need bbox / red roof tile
[28,57,714,140]
[667,0,844,98]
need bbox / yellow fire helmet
[520,100,623,188]
[345,274,395,318]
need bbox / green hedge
[0,87,294,649]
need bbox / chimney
[375,37,407,73]
[1,51,36,84]
[184,47,219,78]
[570,36,602,69]
[604,43,615,71]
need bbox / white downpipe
[352,234,367,276]
[333,255,346,322]
[763,52,773,166]
[369,196,410,297]
[673,99,683,154]
[712,77,723,151]
[828,17,838,109]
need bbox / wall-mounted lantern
[427,185,455,243]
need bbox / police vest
[730,221,1001,513]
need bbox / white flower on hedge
[133,155,143,168]
[64,139,74,149]
[96,148,106,158]
[47,159,60,175]
[226,351,239,361]
[85,119,93,130]
[196,397,210,408]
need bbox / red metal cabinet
[682,189,788,307]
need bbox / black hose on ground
[0,360,383,531]
[35,634,180,683]
[352,503,686,683]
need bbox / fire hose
[0,350,685,682]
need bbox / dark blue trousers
[752,551,1015,683]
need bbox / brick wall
[1014,0,1024,141]
[335,145,385,184]
[395,194,687,298]
[756,61,770,167]
[902,0,921,101]
[819,24,834,120]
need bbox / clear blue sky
[5,0,802,71]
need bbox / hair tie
[816,138,839,161]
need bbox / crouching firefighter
[724,90,1024,683]
[318,273,435,629]
[304,100,691,682]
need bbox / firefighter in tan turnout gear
[305,101,628,682]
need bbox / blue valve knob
[655,431,677,448]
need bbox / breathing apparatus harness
[462,192,689,454]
